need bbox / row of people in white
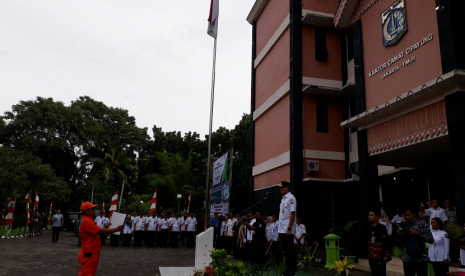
[127,213,197,232]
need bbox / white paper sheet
[109,212,126,236]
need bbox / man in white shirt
[180,214,187,245]
[170,213,181,248]
[95,211,108,245]
[271,215,281,264]
[146,212,158,247]
[278,181,297,276]
[158,213,169,248]
[392,207,405,224]
[294,218,306,259]
[134,212,146,247]
[421,199,448,230]
[185,213,197,248]
[51,209,64,243]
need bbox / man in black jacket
[232,214,242,258]
[244,211,267,267]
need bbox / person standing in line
[185,213,198,248]
[170,213,181,248]
[429,218,450,276]
[421,199,448,230]
[398,206,434,276]
[368,209,391,276]
[51,209,64,243]
[278,181,297,276]
[146,212,157,247]
[232,214,242,258]
[158,213,169,248]
[78,202,123,276]
[122,215,133,247]
[95,211,107,246]
[393,207,405,224]
[444,199,457,226]
[180,214,187,245]
[238,216,248,261]
[134,212,146,247]
[207,212,219,247]
[379,210,393,236]
[220,215,230,253]
[32,210,41,236]
[294,217,307,259]
[271,214,281,264]
[244,211,267,267]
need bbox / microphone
[265,190,277,195]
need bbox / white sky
[0,0,253,138]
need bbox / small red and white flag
[102,199,105,211]
[5,196,17,226]
[207,0,219,38]
[187,192,191,216]
[48,200,53,225]
[150,188,157,214]
[34,192,39,211]
[25,192,31,224]
[109,190,118,217]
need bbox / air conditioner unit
[306,160,319,173]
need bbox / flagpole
[204,36,218,231]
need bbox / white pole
[118,179,125,212]
[204,37,218,231]
[90,186,94,204]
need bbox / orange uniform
[78,215,102,276]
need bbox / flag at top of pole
[187,191,191,215]
[150,188,157,214]
[207,0,219,38]
[109,190,118,217]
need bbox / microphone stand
[237,192,276,216]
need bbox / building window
[315,28,329,62]
[316,96,329,133]
[347,29,354,61]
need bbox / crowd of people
[367,198,462,276]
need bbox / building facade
[247,0,465,237]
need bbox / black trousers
[170,231,179,248]
[431,262,449,276]
[243,243,253,262]
[52,226,60,242]
[180,231,186,244]
[253,243,266,267]
[279,233,297,275]
[271,241,282,265]
[403,261,428,276]
[369,259,387,276]
[123,233,132,247]
[187,231,195,248]
[110,234,119,247]
[159,229,168,247]
[145,231,155,247]
[134,231,143,247]
[100,234,107,245]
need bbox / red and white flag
[4,196,17,226]
[25,192,31,224]
[150,188,157,214]
[34,192,39,211]
[187,192,191,215]
[102,199,105,211]
[207,0,219,38]
[48,200,53,225]
[109,190,118,217]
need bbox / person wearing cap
[278,181,297,276]
[78,202,123,276]
[134,212,146,247]
[243,211,267,267]
[95,211,108,246]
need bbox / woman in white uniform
[429,217,449,276]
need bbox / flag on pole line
[187,191,191,215]
[207,0,219,38]
[48,200,53,225]
[34,192,39,211]
[5,196,17,226]
[150,188,157,214]
[109,190,118,217]
[102,199,105,212]
[25,192,31,224]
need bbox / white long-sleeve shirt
[428,229,450,262]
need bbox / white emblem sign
[382,0,407,46]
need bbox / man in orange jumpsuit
[78,202,123,276]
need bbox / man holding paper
[78,202,123,276]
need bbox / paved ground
[0,229,195,276]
